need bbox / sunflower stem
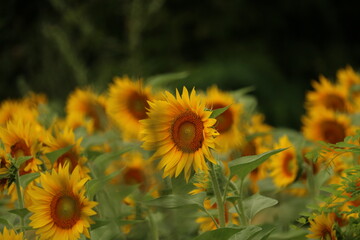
[237,179,248,226]
[209,162,226,228]
[147,209,159,240]
[222,175,231,203]
[15,169,25,232]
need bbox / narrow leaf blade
[210,105,230,119]
[9,208,30,218]
[20,172,40,188]
[14,156,33,169]
[45,145,74,164]
[193,227,244,240]
[229,225,262,240]
[229,148,287,179]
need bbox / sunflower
[28,164,97,240]
[0,100,38,126]
[140,87,219,181]
[43,125,89,177]
[66,88,108,133]
[0,227,24,240]
[240,113,273,157]
[269,135,298,188]
[306,75,352,113]
[302,107,355,144]
[105,151,154,192]
[107,76,153,140]
[307,213,337,240]
[189,171,210,195]
[196,199,238,232]
[22,91,47,108]
[240,114,273,192]
[0,119,41,176]
[336,65,360,89]
[204,85,244,152]
[0,149,11,193]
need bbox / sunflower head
[140,87,219,181]
[269,135,299,188]
[0,149,11,192]
[302,107,355,144]
[106,151,154,192]
[66,88,108,133]
[0,227,24,240]
[0,100,38,126]
[306,213,337,240]
[337,65,360,88]
[0,119,42,176]
[306,75,352,113]
[108,76,153,140]
[43,125,89,177]
[28,164,97,240]
[204,85,244,152]
[22,92,48,108]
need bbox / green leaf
[268,229,308,240]
[45,145,74,164]
[147,71,189,87]
[209,105,231,118]
[251,224,276,240]
[117,184,139,200]
[0,217,10,227]
[86,171,121,199]
[115,219,145,226]
[171,175,196,195]
[320,186,338,195]
[91,217,145,231]
[9,208,30,218]
[192,227,244,240]
[334,142,359,148]
[13,156,33,169]
[229,148,287,179]
[91,219,111,230]
[0,173,9,180]
[92,147,132,172]
[243,193,278,221]
[226,195,241,204]
[296,217,307,225]
[229,225,262,240]
[20,172,40,188]
[81,134,108,149]
[231,86,255,97]
[143,192,206,209]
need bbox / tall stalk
[209,162,226,228]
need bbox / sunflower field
[0,66,360,240]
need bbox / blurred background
[1,0,359,130]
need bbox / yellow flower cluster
[0,67,359,239]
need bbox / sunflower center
[212,103,233,133]
[86,102,106,130]
[57,152,77,173]
[282,152,294,178]
[242,141,256,156]
[324,94,346,112]
[123,167,147,191]
[51,195,80,228]
[172,111,204,153]
[127,92,149,120]
[10,140,32,175]
[320,120,346,144]
[0,157,8,187]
